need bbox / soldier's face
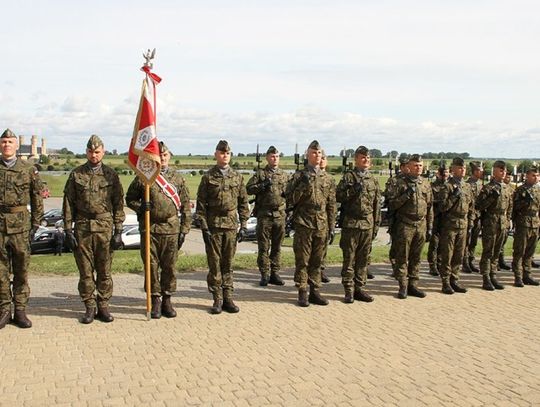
[320,156,327,170]
[526,171,539,185]
[355,154,370,170]
[452,165,466,178]
[408,161,423,177]
[86,146,104,166]
[160,151,171,167]
[473,168,483,179]
[307,148,322,167]
[0,137,18,159]
[214,150,231,166]
[266,153,279,168]
[492,167,506,182]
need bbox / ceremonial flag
[128,65,162,184]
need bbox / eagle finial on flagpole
[142,48,156,69]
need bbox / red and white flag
[128,66,162,184]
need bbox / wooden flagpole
[144,184,152,320]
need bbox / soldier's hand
[300,172,310,184]
[328,230,335,245]
[65,231,78,250]
[261,178,272,190]
[29,225,39,243]
[178,232,186,249]
[139,201,153,215]
[372,227,379,241]
[406,184,416,197]
[237,227,248,243]
[202,229,212,246]
[452,186,461,198]
[353,182,363,194]
[111,232,123,251]
[491,187,501,198]
[425,229,433,242]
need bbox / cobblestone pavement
[1,264,539,406]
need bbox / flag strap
[155,174,182,210]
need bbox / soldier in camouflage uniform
[0,129,43,329]
[435,157,474,294]
[385,154,433,299]
[126,142,191,319]
[497,173,515,271]
[475,160,513,290]
[427,164,449,276]
[196,140,250,314]
[319,151,334,283]
[63,135,125,324]
[336,146,381,303]
[246,146,288,286]
[286,140,336,307]
[463,161,484,273]
[511,166,540,287]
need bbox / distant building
[16,135,48,160]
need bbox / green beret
[1,128,16,139]
[87,134,104,150]
[355,145,369,156]
[409,154,422,163]
[159,141,170,154]
[469,161,483,171]
[215,140,231,152]
[307,140,321,150]
[451,157,465,167]
[266,145,279,155]
[493,160,507,170]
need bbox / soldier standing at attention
[336,146,381,303]
[476,160,513,291]
[427,164,449,276]
[435,157,474,294]
[463,161,484,273]
[497,173,515,271]
[319,151,334,283]
[126,142,191,319]
[286,140,336,307]
[511,166,540,287]
[246,146,288,286]
[196,140,250,314]
[63,135,125,324]
[385,154,433,299]
[0,129,43,329]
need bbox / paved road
[1,264,539,406]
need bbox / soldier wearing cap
[62,134,125,324]
[285,140,336,306]
[511,166,540,287]
[336,145,381,303]
[435,157,474,294]
[0,129,44,329]
[476,160,513,290]
[126,141,191,319]
[463,161,484,273]
[385,154,433,299]
[497,173,515,271]
[196,140,250,314]
[319,150,334,283]
[246,146,288,286]
[427,162,449,276]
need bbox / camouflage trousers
[0,232,31,311]
[293,224,327,290]
[438,227,467,282]
[479,220,506,277]
[141,233,179,296]
[466,217,481,259]
[74,229,113,308]
[256,216,285,277]
[512,226,539,279]
[427,233,440,267]
[393,221,426,284]
[340,227,372,290]
[204,228,237,300]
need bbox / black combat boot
[344,289,354,304]
[0,308,11,329]
[210,294,223,314]
[151,296,162,319]
[80,306,96,324]
[482,275,495,291]
[269,271,285,286]
[161,295,177,318]
[514,275,524,287]
[259,273,269,286]
[367,272,375,279]
[354,288,374,303]
[308,287,329,305]
[469,257,480,273]
[397,279,408,299]
[407,283,426,298]
[298,289,309,307]
[462,258,472,274]
[96,305,114,322]
[428,263,439,276]
[450,278,467,293]
[223,294,240,313]
[13,309,32,328]
[532,260,540,269]
[321,270,330,283]
[441,280,454,295]
[523,273,540,286]
[498,254,511,271]
[490,275,504,290]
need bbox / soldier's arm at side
[29,166,44,228]
[237,175,250,228]
[195,175,209,231]
[426,185,434,231]
[437,183,455,214]
[335,173,354,203]
[179,178,191,235]
[62,173,76,231]
[111,172,126,232]
[326,177,337,233]
[373,180,382,227]
[125,177,143,213]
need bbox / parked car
[41,208,63,227]
[241,217,258,241]
[30,228,69,254]
[120,225,141,250]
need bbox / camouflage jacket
[63,162,125,233]
[0,159,44,234]
[336,169,381,230]
[476,179,513,229]
[126,168,191,234]
[431,178,447,232]
[436,176,474,230]
[285,166,336,232]
[383,173,405,231]
[512,183,540,228]
[385,175,433,229]
[246,166,288,218]
[466,177,483,221]
[196,166,250,230]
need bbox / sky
[2,0,540,158]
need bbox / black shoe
[151,296,162,319]
[397,281,407,299]
[407,285,426,298]
[367,272,375,280]
[0,309,10,329]
[308,289,329,305]
[428,264,439,276]
[514,277,524,287]
[223,298,240,313]
[523,275,540,286]
[344,291,354,304]
[490,276,504,290]
[441,282,454,295]
[450,279,468,293]
[354,288,374,302]
[269,272,285,286]
[259,274,269,286]
[498,259,511,271]
[532,261,540,269]
[210,298,223,314]
[298,290,309,307]
[462,260,472,274]
[96,306,114,323]
[80,306,96,324]
[469,259,480,273]
[321,271,330,283]
[13,309,32,328]
[482,275,495,291]
[161,295,177,318]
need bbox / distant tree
[190,171,197,176]
[40,155,50,164]
[518,159,534,173]
[369,149,382,158]
[59,147,74,155]
[237,152,245,157]
[387,150,399,158]
[47,165,55,171]
[198,169,204,175]
[112,149,118,155]
[188,153,192,156]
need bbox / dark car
[30,229,69,254]
[41,208,63,227]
